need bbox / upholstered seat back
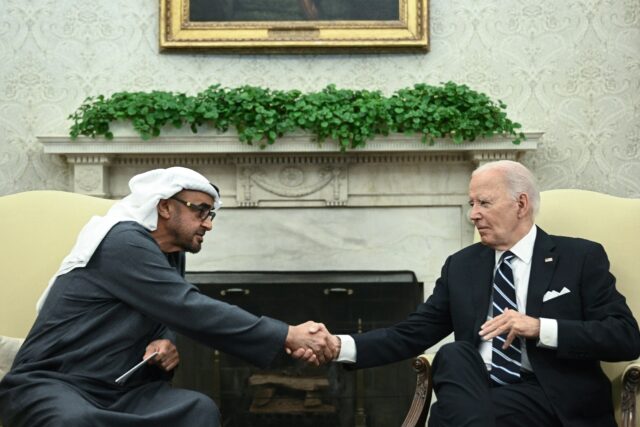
[0,191,114,337]
[535,189,640,381]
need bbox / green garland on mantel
[68,82,524,150]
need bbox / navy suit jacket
[352,227,640,427]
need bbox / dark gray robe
[0,221,289,427]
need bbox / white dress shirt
[337,224,558,367]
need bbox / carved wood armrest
[400,354,433,427]
[621,360,640,427]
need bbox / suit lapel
[526,227,558,317]
[472,245,495,343]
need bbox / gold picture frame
[160,0,429,52]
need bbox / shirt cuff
[336,334,357,363]
[537,318,558,348]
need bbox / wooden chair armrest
[621,359,640,427]
[400,354,433,427]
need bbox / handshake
[285,321,341,366]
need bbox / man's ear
[157,199,172,220]
[517,192,530,218]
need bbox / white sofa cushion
[0,336,24,381]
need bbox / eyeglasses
[170,196,216,221]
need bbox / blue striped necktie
[490,251,522,385]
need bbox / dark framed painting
[160,0,429,52]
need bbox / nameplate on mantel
[39,131,540,206]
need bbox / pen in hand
[115,351,158,385]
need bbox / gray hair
[472,160,540,217]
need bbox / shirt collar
[495,224,537,265]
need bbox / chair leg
[621,366,640,427]
[400,354,433,427]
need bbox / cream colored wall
[0,0,638,196]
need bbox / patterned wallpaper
[0,0,638,196]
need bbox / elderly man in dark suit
[325,160,640,426]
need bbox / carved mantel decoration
[39,132,540,204]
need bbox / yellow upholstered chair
[0,191,115,338]
[535,189,640,427]
[403,189,640,427]
[0,191,114,384]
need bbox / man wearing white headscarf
[0,167,335,427]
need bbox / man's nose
[202,217,213,230]
[468,206,481,221]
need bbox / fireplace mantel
[39,131,540,202]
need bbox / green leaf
[66,82,523,147]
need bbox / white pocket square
[543,287,571,302]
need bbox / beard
[184,242,201,253]
[181,233,204,253]
[170,218,205,253]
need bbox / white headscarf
[36,167,221,312]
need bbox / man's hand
[290,333,341,365]
[285,321,339,366]
[144,339,179,372]
[479,308,540,349]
